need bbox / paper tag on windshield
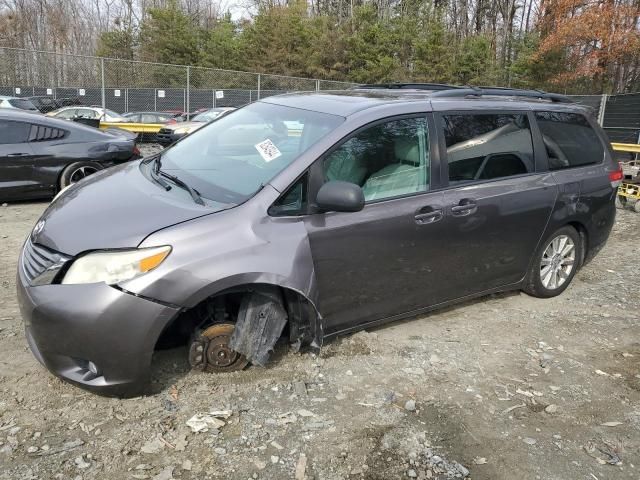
[255,139,282,162]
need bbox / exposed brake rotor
[188,323,249,373]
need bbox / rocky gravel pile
[0,202,639,479]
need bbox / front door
[304,115,454,335]
[0,119,36,201]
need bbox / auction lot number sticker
[255,139,282,162]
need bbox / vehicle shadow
[149,338,293,394]
[148,290,522,394]
[1,199,51,207]
[335,289,523,340]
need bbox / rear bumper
[583,192,617,265]
[16,265,180,397]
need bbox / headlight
[62,246,171,285]
[173,126,192,134]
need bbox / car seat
[325,148,368,186]
[362,137,427,201]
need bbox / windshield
[192,109,225,122]
[159,102,343,204]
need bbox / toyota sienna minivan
[17,85,622,396]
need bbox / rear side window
[76,108,98,119]
[442,114,534,184]
[0,120,30,144]
[55,109,77,119]
[535,112,604,170]
[142,114,161,123]
[28,124,67,142]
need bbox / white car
[46,106,127,123]
[0,95,40,112]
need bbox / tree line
[1,0,639,94]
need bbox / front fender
[120,185,320,332]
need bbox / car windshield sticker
[255,139,282,162]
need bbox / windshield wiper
[148,154,172,191]
[159,170,205,206]
[149,154,204,205]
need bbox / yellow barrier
[100,122,165,133]
[612,143,640,153]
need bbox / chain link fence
[567,94,640,148]
[0,47,355,113]
[1,47,639,150]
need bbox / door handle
[414,208,443,225]
[451,200,478,216]
[7,152,29,157]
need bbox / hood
[32,161,225,256]
[165,121,205,132]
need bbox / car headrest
[395,138,420,165]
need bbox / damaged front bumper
[17,265,180,397]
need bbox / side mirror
[316,181,365,213]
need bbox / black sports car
[0,109,140,202]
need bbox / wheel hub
[188,323,249,373]
[540,234,575,290]
[205,333,238,368]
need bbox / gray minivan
[17,85,622,396]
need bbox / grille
[22,240,70,285]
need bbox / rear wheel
[59,161,102,189]
[523,226,582,298]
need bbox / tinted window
[0,120,30,144]
[8,98,38,111]
[535,112,604,169]
[28,124,67,142]
[323,117,429,202]
[442,114,534,184]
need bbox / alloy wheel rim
[69,166,98,184]
[540,234,575,290]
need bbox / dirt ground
[1,199,639,480]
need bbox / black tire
[59,161,102,189]
[523,226,583,298]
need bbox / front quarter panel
[122,185,318,310]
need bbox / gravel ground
[1,189,639,479]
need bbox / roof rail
[430,87,574,103]
[355,83,464,91]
